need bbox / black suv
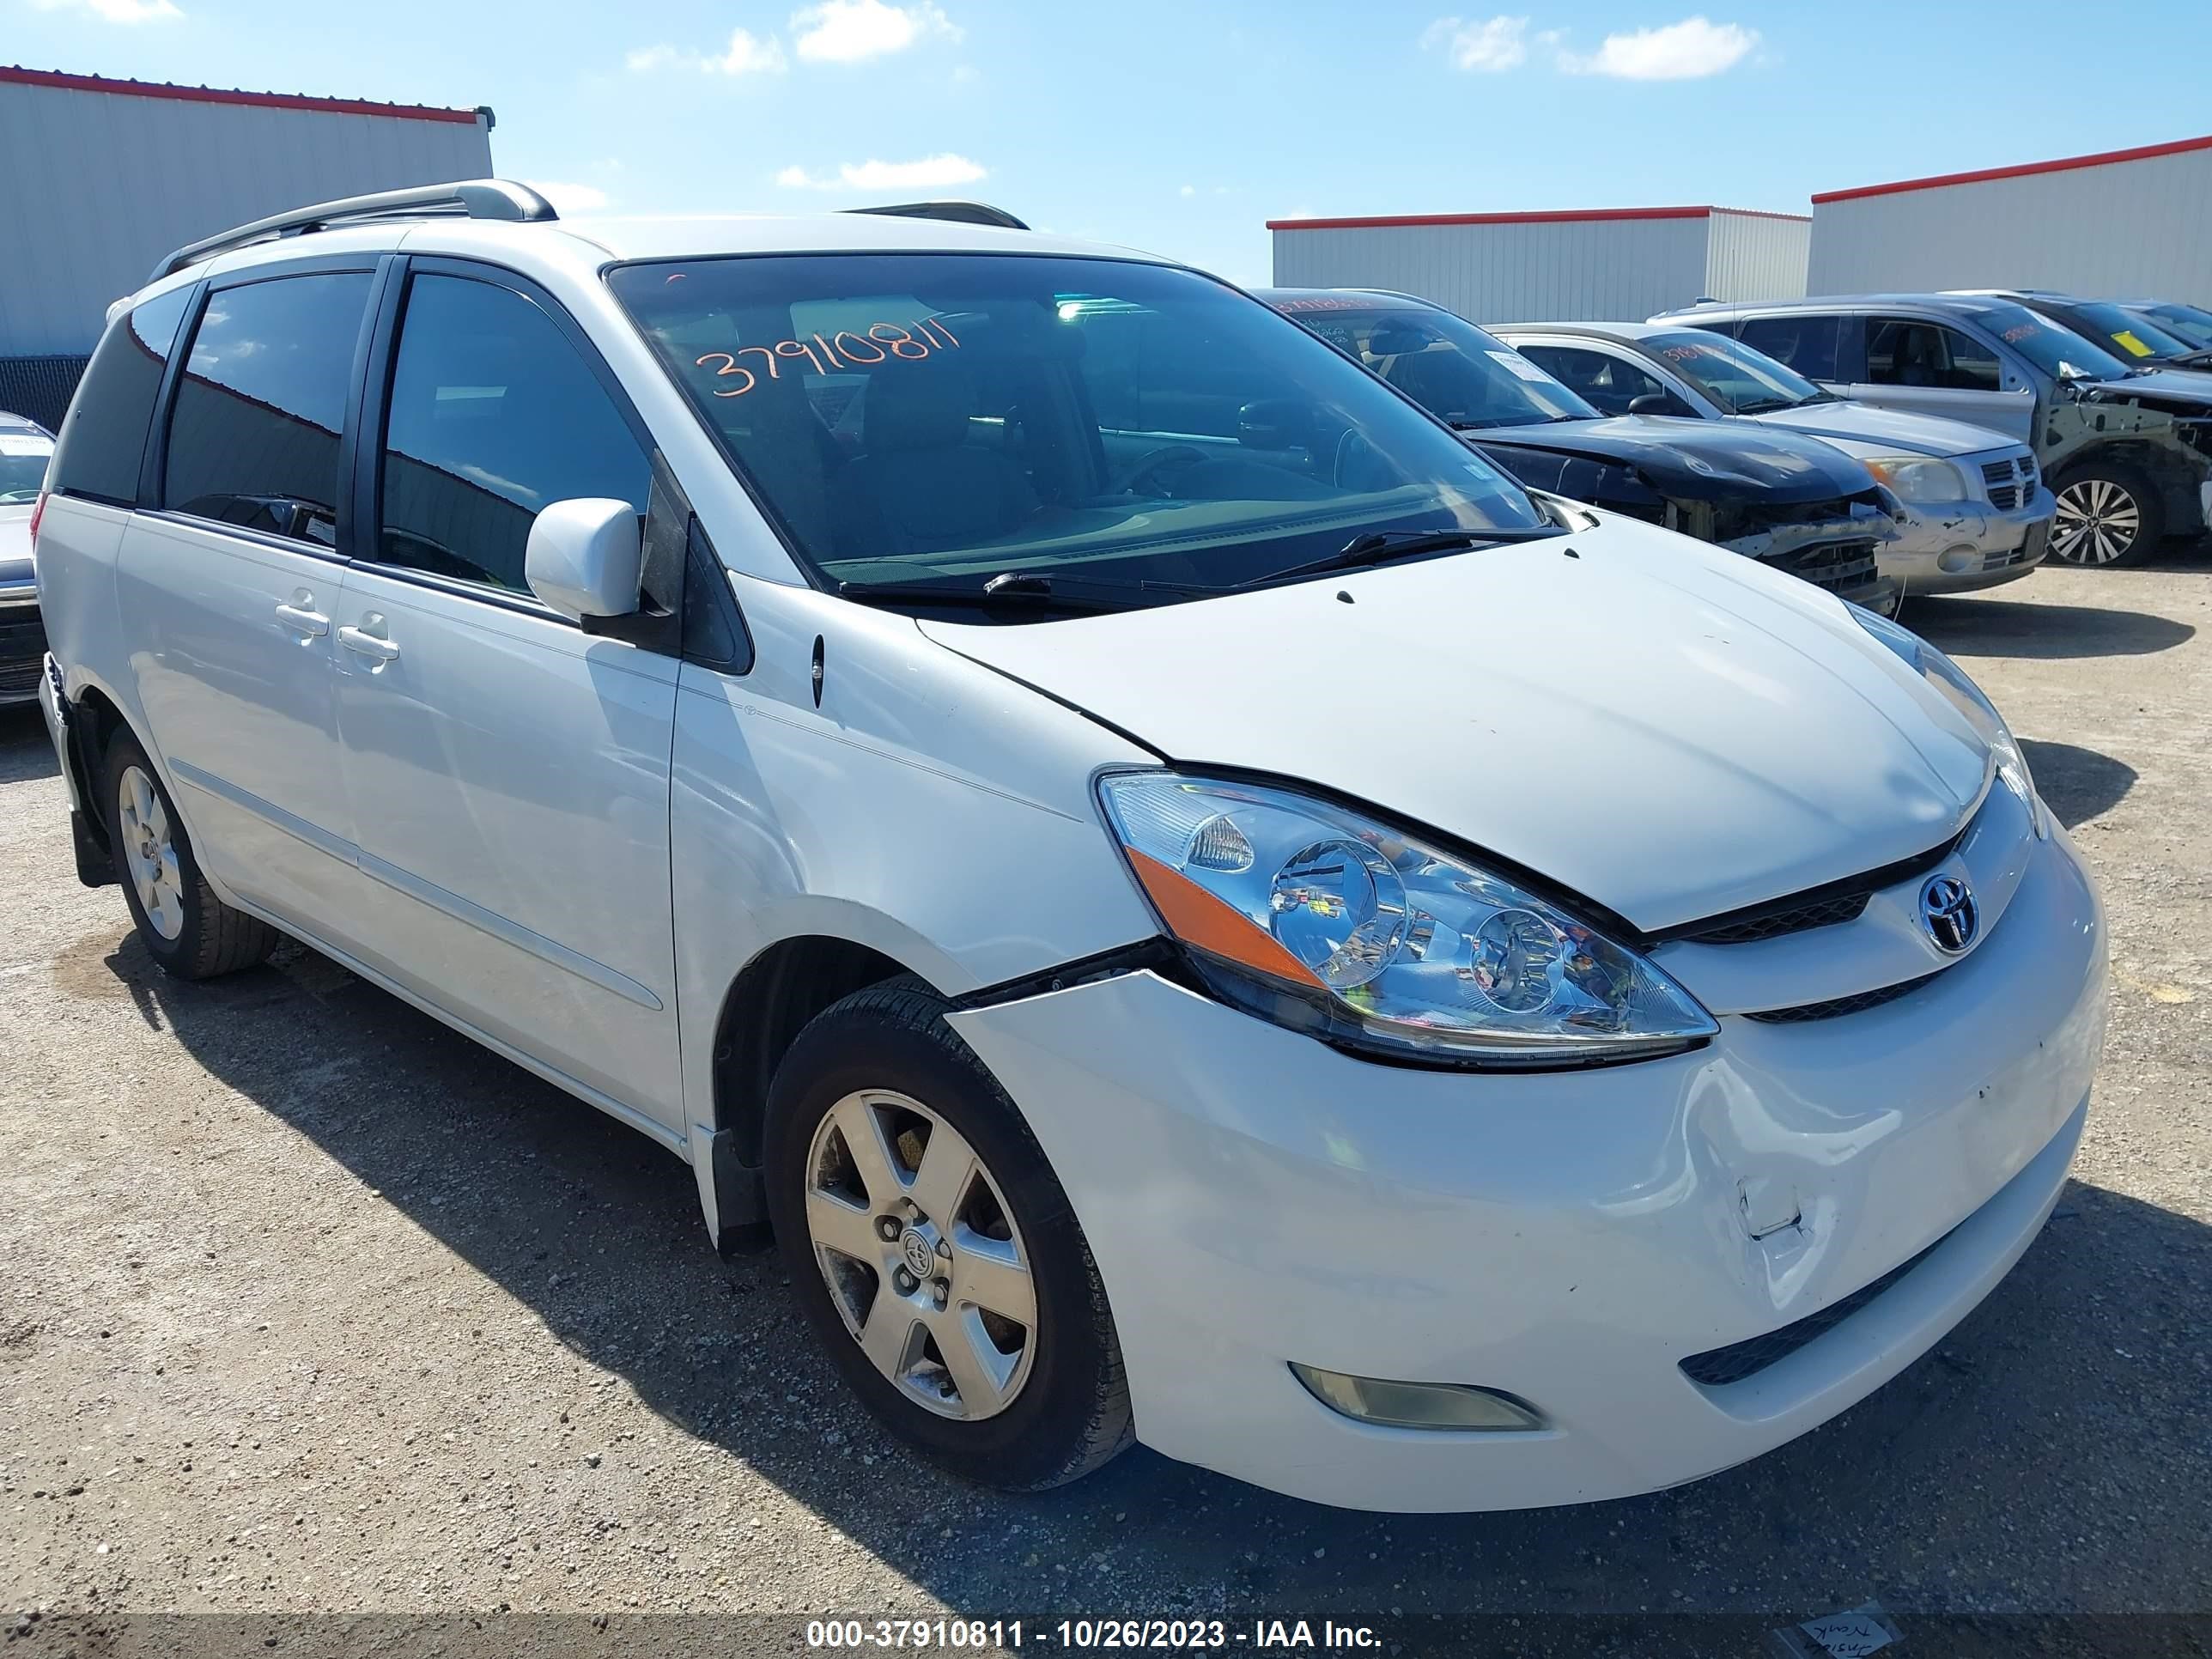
[1261,290,1899,611]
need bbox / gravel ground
[2,552,2208,1659]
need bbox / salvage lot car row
[8,178,2161,1514]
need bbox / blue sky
[14,0,2212,286]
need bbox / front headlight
[1863,455,1968,505]
[1852,606,2048,838]
[1097,773,1717,1067]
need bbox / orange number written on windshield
[693,318,961,398]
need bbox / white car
[33,182,2106,1513]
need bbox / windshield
[1267,297,1601,431]
[1638,331,1825,413]
[608,257,1547,603]
[2135,301,2212,350]
[0,428,53,504]
[2048,300,2197,363]
[1954,301,2131,382]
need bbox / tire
[2050,460,2165,568]
[103,728,278,980]
[763,978,1133,1490]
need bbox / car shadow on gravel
[92,922,2212,1629]
[0,703,58,783]
[1909,594,2193,660]
[2018,739,2137,830]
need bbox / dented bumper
[947,825,2106,1512]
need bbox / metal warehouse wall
[1269,209,1808,325]
[1703,211,1811,308]
[0,70,494,357]
[1809,137,2212,299]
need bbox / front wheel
[104,728,277,979]
[763,980,1133,1490]
[2050,462,2164,567]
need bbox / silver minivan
[1496,322,2052,599]
[1656,294,2212,568]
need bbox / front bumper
[950,825,2106,1512]
[1881,487,2056,597]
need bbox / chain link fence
[0,354,91,432]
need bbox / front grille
[1981,454,2036,511]
[1742,971,1940,1024]
[1680,1231,1949,1387]
[0,658,42,701]
[0,609,47,699]
[1681,892,1869,945]
[1653,816,1970,949]
[1761,538,1879,597]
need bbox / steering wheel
[1119,444,1208,498]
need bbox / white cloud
[1557,15,1758,79]
[1278,205,1318,221]
[775,153,986,191]
[627,27,788,75]
[791,0,957,63]
[31,0,182,21]
[1421,15,1528,71]
[523,180,611,213]
[1179,184,1195,198]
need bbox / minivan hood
[919,516,1990,934]
[1751,399,2014,457]
[1473,415,1876,503]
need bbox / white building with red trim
[1808,134,2212,300]
[0,67,493,423]
[1267,205,1811,325]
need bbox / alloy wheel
[802,1089,1038,1420]
[117,764,185,941]
[2052,477,2141,566]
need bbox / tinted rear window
[45,286,193,506]
[162,273,373,548]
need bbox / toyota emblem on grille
[1919,874,1979,954]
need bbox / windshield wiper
[837,568,1222,614]
[2172,348,2212,368]
[838,571,1129,613]
[1236,525,1557,590]
[1732,398,1798,415]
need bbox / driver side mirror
[1627,392,1678,417]
[526,498,643,623]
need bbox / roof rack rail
[150,179,558,282]
[845,200,1030,231]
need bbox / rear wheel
[2050,462,2163,567]
[104,729,277,979]
[764,979,1133,1490]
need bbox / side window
[1933,325,2002,392]
[1517,344,1665,416]
[378,274,650,595]
[163,273,373,546]
[46,284,193,506]
[1739,314,1840,381]
[1867,319,2001,392]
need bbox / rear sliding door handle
[274,602,330,638]
[337,624,400,663]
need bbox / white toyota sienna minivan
[33,182,2106,1513]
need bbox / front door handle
[337,623,400,664]
[274,600,329,638]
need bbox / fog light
[1937,544,1979,574]
[1290,1364,1547,1431]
